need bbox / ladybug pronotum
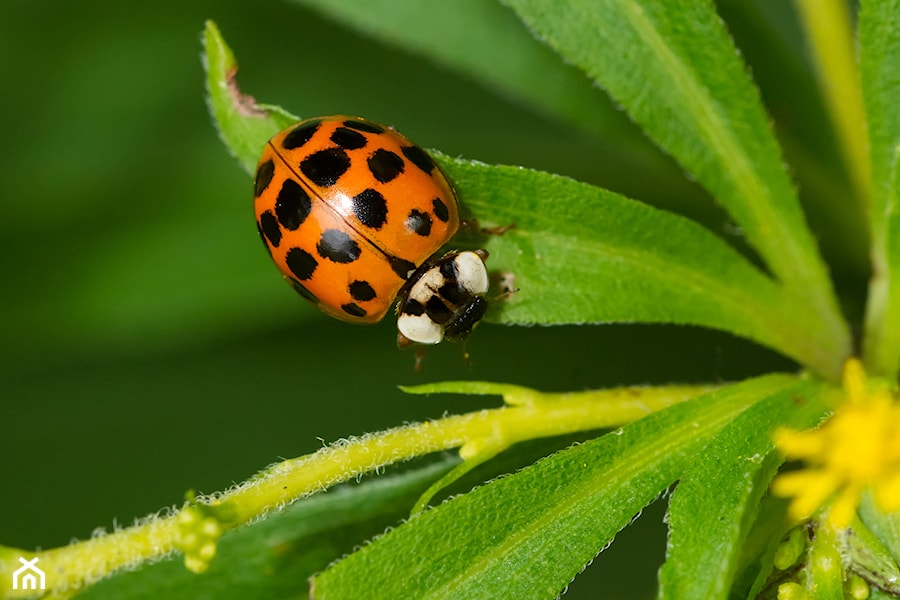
[253,115,489,345]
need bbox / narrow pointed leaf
[204,20,843,376]
[860,492,900,567]
[716,0,867,275]
[203,20,297,174]
[444,158,845,377]
[312,375,804,600]
[289,0,621,140]
[794,0,870,206]
[288,0,692,196]
[658,376,831,600]
[502,0,850,375]
[730,494,794,600]
[843,514,900,595]
[861,0,900,378]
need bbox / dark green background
[1,1,809,597]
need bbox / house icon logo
[12,556,45,591]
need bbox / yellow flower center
[772,358,900,526]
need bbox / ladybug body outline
[253,115,489,345]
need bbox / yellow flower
[771,358,900,527]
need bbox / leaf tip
[202,20,267,121]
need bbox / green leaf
[203,19,841,375]
[859,491,900,567]
[716,0,867,276]
[730,494,794,600]
[289,0,616,139]
[73,460,457,600]
[844,513,900,595]
[295,0,867,275]
[793,0,870,208]
[288,0,691,195]
[443,157,845,377]
[312,374,804,600]
[202,20,298,174]
[657,376,830,600]
[502,0,850,372]
[860,0,900,378]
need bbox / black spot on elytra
[402,145,435,174]
[258,210,281,248]
[331,127,368,150]
[402,298,426,317]
[275,179,312,231]
[289,279,319,304]
[254,159,275,197]
[390,257,417,279]
[432,197,450,222]
[352,188,388,229]
[300,148,351,187]
[367,149,405,183]
[425,296,452,324]
[343,119,383,134]
[317,229,361,263]
[256,223,274,258]
[286,247,318,280]
[349,280,376,302]
[341,303,367,318]
[405,209,432,237]
[282,121,321,150]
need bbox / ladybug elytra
[253,115,489,345]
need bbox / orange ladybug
[253,115,489,345]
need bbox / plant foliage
[5,1,900,599]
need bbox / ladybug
[253,115,489,346]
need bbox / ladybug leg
[414,345,427,372]
[493,288,519,302]
[459,219,517,237]
[462,341,475,368]
[397,330,415,348]
[480,222,516,236]
[396,330,428,371]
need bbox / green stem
[0,383,714,598]
[805,516,846,599]
[793,0,871,208]
[863,150,900,377]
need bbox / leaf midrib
[618,1,785,270]
[424,383,781,599]
[513,225,807,348]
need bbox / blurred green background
[0,1,821,597]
